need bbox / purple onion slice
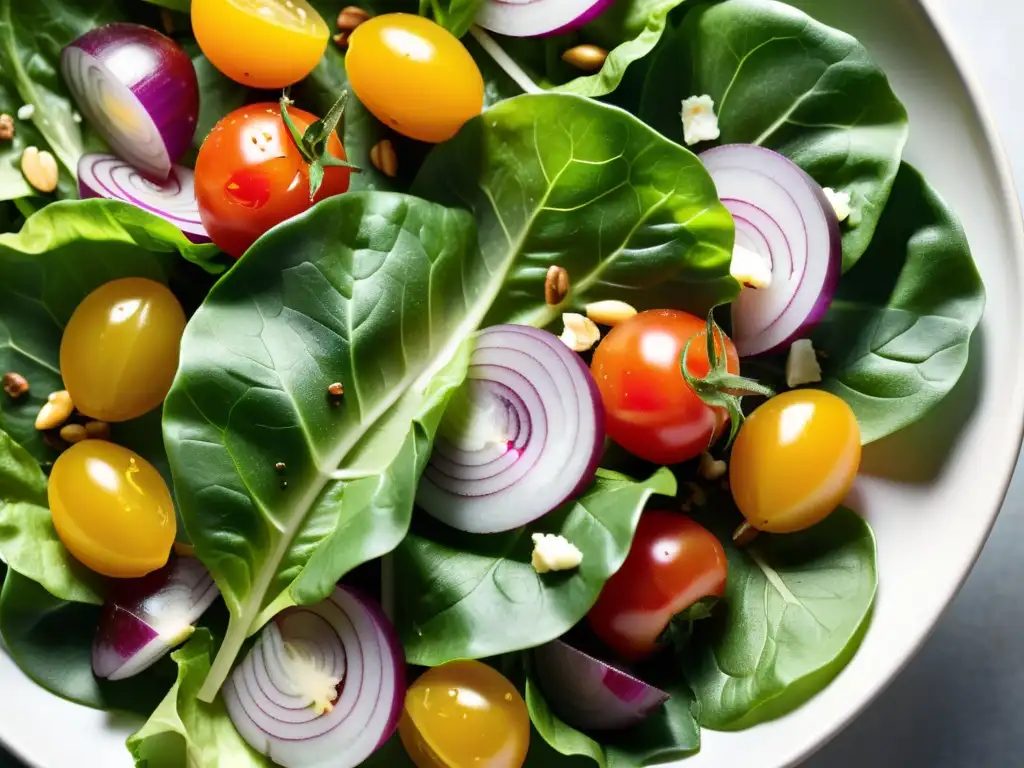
[534,639,669,731]
[224,586,405,768]
[92,557,219,681]
[62,23,199,182]
[701,144,842,358]
[476,0,615,37]
[417,324,605,534]
[78,153,210,244]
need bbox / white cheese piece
[531,533,583,574]
[698,452,727,481]
[786,339,823,388]
[823,187,852,223]
[730,243,772,289]
[17,104,35,121]
[559,312,601,353]
[681,95,721,146]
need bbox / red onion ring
[224,587,404,768]
[78,153,210,244]
[417,325,605,534]
[701,144,842,358]
[476,0,615,37]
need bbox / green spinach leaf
[525,667,700,767]
[0,199,220,462]
[0,428,102,604]
[427,0,486,38]
[639,0,909,271]
[684,505,876,729]
[411,93,738,328]
[162,191,492,700]
[0,568,176,712]
[809,163,985,443]
[394,468,676,665]
[127,630,269,768]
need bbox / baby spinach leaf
[0,199,220,462]
[0,568,176,713]
[525,667,700,767]
[426,0,486,38]
[162,191,498,700]
[0,428,102,604]
[809,163,985,443]
[412,93,738,328]
[484,0,689,99]
[684,506,876,730]
[394,468,676,666]
[127,630,269,768]
[639,0,909,272]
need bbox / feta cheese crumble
[16,104,35,121]
[531,533,583,574]
[681,95,720,146]
[823,187,852,223]
[730,243,772,289]
[786,339,823,388]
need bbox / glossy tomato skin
[347,14,484,143]
[49,440,176,578]
[61,278,185,423]
[193,0,329,89]
[399,660,530,768]
[588,511,727,662]
[730,389,860,533]
[591,310,739,465]
[195,103,351,258]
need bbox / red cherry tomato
[195,103,352,258]
[588,511,727,661]
[590,310,739,465]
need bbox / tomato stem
[279,92,360,201]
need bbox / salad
[0,0,985,766]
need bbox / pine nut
[21,147,58,193]
[35,390,73,431]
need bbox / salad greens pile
[0,0,984,766]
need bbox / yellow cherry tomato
[49,440,176,578]
[60,278,185,423]
[347,14,484,143]
[193,0,329,89]
[730,390,861,533]
[399,660,530,768]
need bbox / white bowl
[2,1,1023,766]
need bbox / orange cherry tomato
[192,0,329,89]
[730,389,861,533]
[347,14,484,143]
[588,511,727,662]
[49,440,176,579]
[591,310,739,465]
[195,103,351,258]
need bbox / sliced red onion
[417,324,605,534]
[701,144,841,358]
[224,586,405,768]
[78,153,210,244]
[62,23,199,182]
[92,557,219,681]
[533,640,669,731]
[476,0,615,37]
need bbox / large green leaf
[809,163,985,443]
[0,568,176,712]
[639,0,909,271]
[394,468,677,665]
[683,506,876,729]
[412,93,738,328]
[525,666,700,767]
[0,199,219,463]
[0,428,102,603]
[162,191,491,700]
[127,630,268,768]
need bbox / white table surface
[807,2,1024,765]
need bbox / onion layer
[78,154,210,244]
[476,0,615,37]
[417,324,605,534]
[92,557,219,681]
[62,23,199,181]
[224,587,405,768]
[701,144,841,358]
[533,640,669,731]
